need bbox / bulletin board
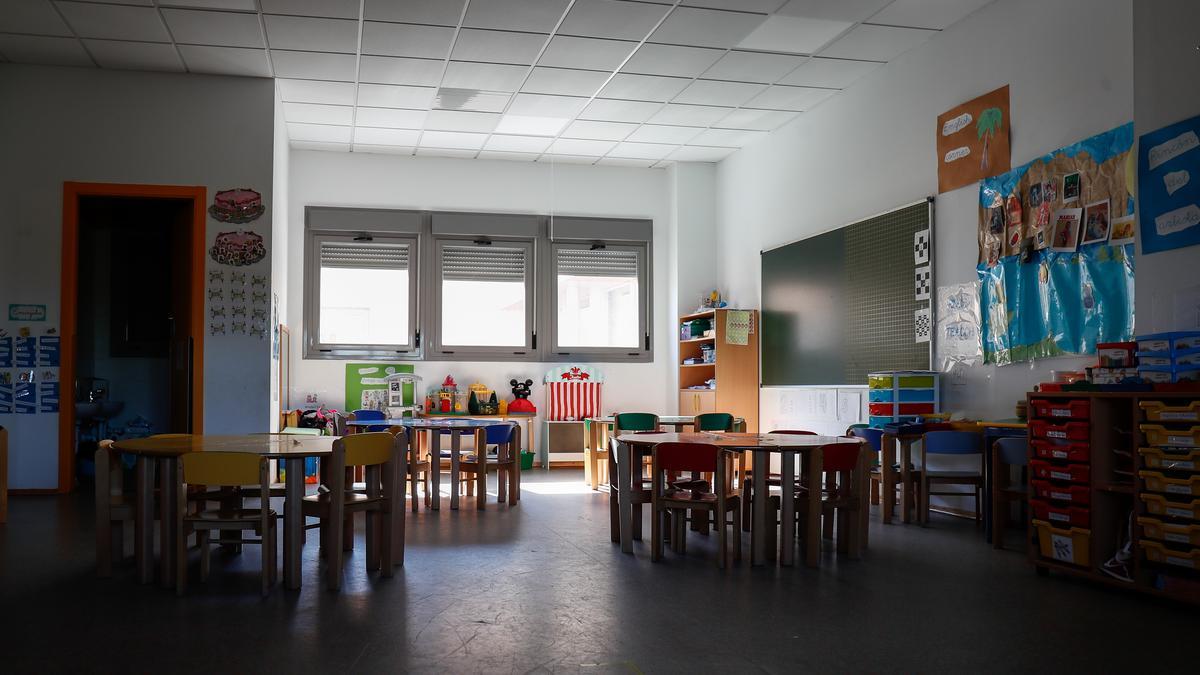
[1138,113,1200,254]
[344,363,414,412]
[976,123,1136,364]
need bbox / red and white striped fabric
[544,365,604,421]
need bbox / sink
[75,401,124,421]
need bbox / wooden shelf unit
[1025,390,1200,604]
[678,309,759,431]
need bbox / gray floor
[0,469,1195,674]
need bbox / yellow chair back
[342,432,396,467]
[181,452,264,486]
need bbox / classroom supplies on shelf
[866,371,940,428]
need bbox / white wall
[0,64,275,488]
[286,151,673,445]
[270,86,290,430]
[666,162,718,394]
[716,0,1135,421]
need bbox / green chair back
[614,412,659,433]
[694,412,735,432]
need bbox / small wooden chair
[302,431,403,590]
[607,413,659,543]
[992,437,1028,550]
[919,430,984,525]
[175,452,277,596]
[650,442,741,568]
[95,439,134,577]
[456,424,521,508]
[851,426,920,520]
[794,441,869,558]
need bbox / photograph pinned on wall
[1109,215,1137,245]
[915,265,932,301]
[914,228,930,265]
[1062,172,1081,203]
[1081,199,1111,245]
[986,239,1002,267]
[1029,181,1043,208]
[988,205,1005,233]
[915,307,932,343]
[1051,208,1083,252]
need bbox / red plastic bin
[1030,419,1089,441]
[1031,439,1090,463]
[1031,498,1091,528]
[1030,398,1091,420]
[868,402,936,416]
[1031,459,1091,484]
[1032,479,1091,505]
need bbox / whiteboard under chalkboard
[759,386,868,436]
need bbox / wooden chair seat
[189,506,275,523]
[302,491,382,508]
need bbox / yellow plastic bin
[1140,493,1200,520]
[1139,470,1200,497]
[1140,424,1200,448]
[1138,447,1200,472]
[1138,516,1200,546]
[1032,519,1090,567]
[1140,401,1200,423]
[1140,540,1200,571]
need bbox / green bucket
[520,451,535,470]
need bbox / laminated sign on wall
[1138,113,1200,254]
[936,282,982,370]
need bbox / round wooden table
[614,432,859,567]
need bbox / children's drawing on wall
[1082,199,1111,245]
[936,85,1011,193]
[1109,216,1136,245]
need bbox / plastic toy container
[1033,520,1091,567]
[1031,439,1090,463]
[1032,479,1090,505]
[1030,419,1090,441]
[1096,341,1137,367]
[1030,398,1091,420]
[868,388,936,403]
[1138,447,1200,472]
[868,402,935,416]
[1137,331,1200,355]
[1140,493,1200,520]
[1139,540,1200,570]
[1031,459,1090,484]
[1140,471,1200,496]
[1140,401,1200,423]
[1138,516,1200,546]
[1140,424,1200,448]
[1032,499,1091,528]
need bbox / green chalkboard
[344,363,415,412]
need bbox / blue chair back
[353,409,387,432]
[994,437,1028,465]
[482,423,516,446]
[850,427,883,452]
[923,430,982,455]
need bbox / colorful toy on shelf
[867,370,941,427]
[467,382,499,415]
[508,378,536,414]
[437,375,459,413]
[698,289,727,313]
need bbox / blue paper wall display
[14,336,36,368]
[1138,113,1200,254]
[15,381,36,414]
[0,336,11,368]
[0,381,12,413]
[38,335,60,367]
[40,382,60,413]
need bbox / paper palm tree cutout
[977,107,1003,172]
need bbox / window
[433,240,533,353]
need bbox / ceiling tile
[736,15,850,54]
[83,39,184,71]
[648,103,730,126]
[681,0,788,11]
[715,108,797,130]
[0,34,93,67]
[417,147,479,158]
[263,15,359,53]
[668,145,737,161]
[363,0,465,26]
[819,23,936,61]
[354,144,415,155]
[559,0,671,40]
[609,141,677,160]
[452,28,546,65]
[650,6,766,49]
[270,50,357,81]
[484,134,554,153]
[357,83,436,108]
[622,43,723,78]
[743,84,833,110]
[288,122,352,143]
[261,0,360,19]
[277,78,356,105]
[508,93,589,117]
[283,101,354,125]
[424,110,501,133]
[494,114,569,135]
[442,61,529,93]
[600,73,690,102]
[355,127,422,146]
[58,2,170,41]
[1,0,73,35]
[562,119,637,141]
[419,130,489,150]
[177,44,270,76]
[579,98,661,123]
[478,150,539,162]
[547,138,618,156]
[523,67,609,97]
[159,0,256,9]
[672,79,766,106]
[463,0,570,34]
[160,8,263,48]
[355,106,427,128]
[688,127,768,147]
[869,0,993,30]
[362,22,454,59]
[775,0,891,23]
[291,140,350,152]
[704,51,806,83]
[626,124,702,145]
[358,55,443,86]
[435,88,512,113]
[539,35,636,71]
[779,56,880,87]
[540,154,600,164]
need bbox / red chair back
[820,442,864,473]
[653,442,719,473]
[769,429,817,435]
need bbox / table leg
[751,449,768,566]
[583,421,594,489]
[983,430,995,543]
[430,430,441,511]
[901,440,913,524]
[618,440,633,554]
[779,451,796,566]
[158,457,177,589]
[881,434,895,524]
[450,430,460,511]
[136,456,154,584]
[475,430,486,511]
[805,448,823,568]
[284,457,304,590]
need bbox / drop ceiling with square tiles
[0,0,993,166]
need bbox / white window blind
[556,248,638,277]
[441,245,525,281]
[320,241,409,269]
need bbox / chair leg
[261,524,271,597]
[366,510,379,572]
[742,479,753,532]
[198,530,211,582]
[870,476,881,506]
[651,504,663,562]
[631,503,643,541]
[477,465,487,510]
[268,522,278,585]
[717,508,727,569]
[608,481,620,544]
[733,503,742,562]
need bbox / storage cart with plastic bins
[1031,459,1091,484]
[1140,493,1200,520]
[1138,517,1200,546]
[1032,439,1090,463]
[1138,447,1200,472]
[1030,398,1091,420]
[1139,540,1200,571]
[1032,499,1091,528]
[1139,471,1200,497]
[1140,424,1200,448]
[1029,420,1089,442]
[1033,479,1090,505]
[1140,400,1200,423]
[1032,519,1091,567]
[866,371,939,428]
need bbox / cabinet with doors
[677,309,758,432]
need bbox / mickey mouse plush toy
[508,378,536,413]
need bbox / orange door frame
[59,182,206,493]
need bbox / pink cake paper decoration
[209,188,265,224]
[209,230,266,266]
